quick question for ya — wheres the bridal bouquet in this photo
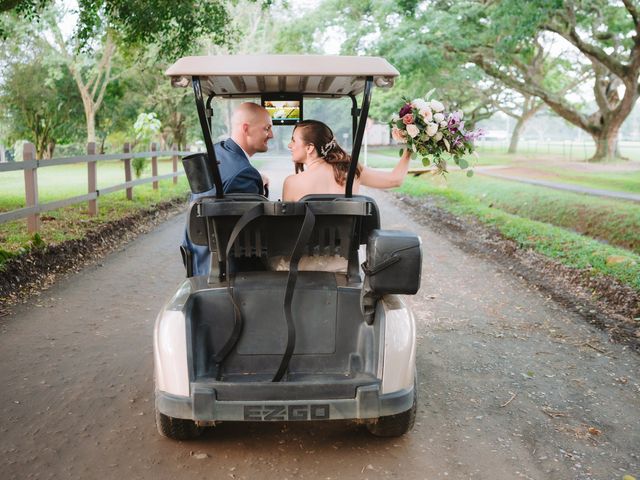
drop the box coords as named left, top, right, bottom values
left=389, top=91, right=483, bottom=175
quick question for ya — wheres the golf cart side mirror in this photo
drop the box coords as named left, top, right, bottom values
left=364, top=230, right=422, bottom=296
left=182, top=152, right=216, bottom=194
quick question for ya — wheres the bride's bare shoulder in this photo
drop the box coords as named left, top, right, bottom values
left=283, top=172, right=309, bottom=201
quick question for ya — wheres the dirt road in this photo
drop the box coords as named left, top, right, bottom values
left=1, top=156, right=638, bottom=480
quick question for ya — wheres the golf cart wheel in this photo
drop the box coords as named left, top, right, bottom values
left=155, top=409, right=203, bottom=440
left=367, top=385, right=417, bottom=437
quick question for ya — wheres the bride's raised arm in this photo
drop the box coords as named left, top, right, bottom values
left=358, top=148, right=411, bottom=189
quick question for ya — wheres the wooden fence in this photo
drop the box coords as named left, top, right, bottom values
left=0, top=141, right=191, bottom=234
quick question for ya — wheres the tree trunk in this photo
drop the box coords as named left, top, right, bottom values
left=85, top=106, right=96, bottom=144
left=49, top=25, right=115, bottom=146
left=35, top=137, right=46, bottom=160
left=590, top=122, right=624, bottom=162
left=507, top=116, right=525, bottom=154
left=46, top=141, right=56, bottom=160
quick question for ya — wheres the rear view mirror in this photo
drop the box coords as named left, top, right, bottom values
left=364, top=230, right=422, bottom=295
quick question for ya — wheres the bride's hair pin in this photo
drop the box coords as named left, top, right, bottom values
left=320, top=138, right=337, bottom=157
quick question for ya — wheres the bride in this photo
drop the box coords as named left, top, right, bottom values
left=282, top=120, right=411, bottom=201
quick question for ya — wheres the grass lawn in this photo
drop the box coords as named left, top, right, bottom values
left=0, top=158, right=189, bottom=265
left=0, top=158, right=181, bottom=210
left=531, top=166, right=640, bottom=195
left=398, top=175, right=640, bottom=292
left=433, top=172, right=640, bottom=254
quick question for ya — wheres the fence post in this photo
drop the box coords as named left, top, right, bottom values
left=23, top=142, right=39, bottom=234
left=123, top=142, right=133, bottom=200
left=151, top=142, right=158, bottom=190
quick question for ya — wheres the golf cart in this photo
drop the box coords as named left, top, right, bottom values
left=155, top=55, right=422, bottom=439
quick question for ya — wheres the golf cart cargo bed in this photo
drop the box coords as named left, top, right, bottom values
left=187, top=271, right=381, bottom=383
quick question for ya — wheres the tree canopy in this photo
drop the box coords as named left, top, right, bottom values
left=1, top=0, right=260, bottom=57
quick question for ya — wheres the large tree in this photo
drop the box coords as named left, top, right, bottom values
left=1, top=0, right=253, bottom=145
left=1, top=0, right=236, bottom=58
left=419, top=0, right=639, bottom=161
left=0, top=51, right=83, bottom=158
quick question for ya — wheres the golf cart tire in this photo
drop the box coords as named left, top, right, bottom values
left=367, top=385, right=417, bottom=437
left=156, top=409, right=203, bottom=441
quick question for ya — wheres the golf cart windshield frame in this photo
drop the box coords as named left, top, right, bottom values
left=191, top=75, right=374, bottom=199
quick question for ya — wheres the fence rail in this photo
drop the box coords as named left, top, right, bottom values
left=0, top=141, right=191, bottom=233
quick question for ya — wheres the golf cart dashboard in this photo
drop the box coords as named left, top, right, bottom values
left=261, top=93, right=302, bottom=125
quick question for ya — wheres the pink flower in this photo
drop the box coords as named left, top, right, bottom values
left=402, top=113, right=414, bottom=125
left=391, top=126, right=408, bottom=143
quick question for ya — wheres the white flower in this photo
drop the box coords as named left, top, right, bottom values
left=433, top=112, right=445, bottom=123
left=430, top=100, right=445, bottom=112
left=440, top=121, right=448, bottom=128
left=426, top=122, right=439, bottom=136
left=434, top=131, right=443, bottom=142
left=455, top=110, right=464, bottom=119
left=392, top=113, right=400, bottom=121
left=412, top=98, right=429, bottom=110
left=406, top=124, right=420, bottom=138
left=420, top=108, right=433, bottom=122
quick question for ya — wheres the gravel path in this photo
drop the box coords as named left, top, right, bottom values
left=0, top=156, right=638, bottom=480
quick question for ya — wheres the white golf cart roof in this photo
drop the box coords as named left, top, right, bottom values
left=165, top=55, right=399, bottom=97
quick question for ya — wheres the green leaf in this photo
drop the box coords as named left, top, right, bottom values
left=466, top=169, right=474, bottom=178
left=459, top=158, right=469, bottom=169
left=422, top=157, right=430, bottom=166
left=399, top=148, right=404, bottom=157
left=31, top=233, right=46, bottom=250
left=411, top=151, right=418, bottom=160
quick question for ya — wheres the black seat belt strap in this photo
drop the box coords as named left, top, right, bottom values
left=272, top=205, right=316, bottom=382
left=212, top=203, right=264, bottom=379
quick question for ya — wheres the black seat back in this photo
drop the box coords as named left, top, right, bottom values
left=187, top=194, right=380, bottom=282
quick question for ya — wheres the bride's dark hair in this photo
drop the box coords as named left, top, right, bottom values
left=294, top=120, right=361, bottom=185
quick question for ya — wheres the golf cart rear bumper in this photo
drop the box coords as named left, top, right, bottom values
left=156, top=384, right=414, bottom=422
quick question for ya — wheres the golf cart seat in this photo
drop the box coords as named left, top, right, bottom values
left=187, top=194, right=381, bottom=281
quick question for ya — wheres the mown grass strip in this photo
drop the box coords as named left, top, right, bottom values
left=437, top=173, right=640, bottom=254
left=398, top=175, right=640, bottom=292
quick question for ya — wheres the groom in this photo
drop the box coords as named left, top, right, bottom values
left=183, top=102, right=274, bottom=276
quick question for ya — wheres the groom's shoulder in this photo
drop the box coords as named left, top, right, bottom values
left=216, top=139, right=242, bottom=157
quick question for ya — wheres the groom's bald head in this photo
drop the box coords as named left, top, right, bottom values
left=231, top=102, right=274, bottom=156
